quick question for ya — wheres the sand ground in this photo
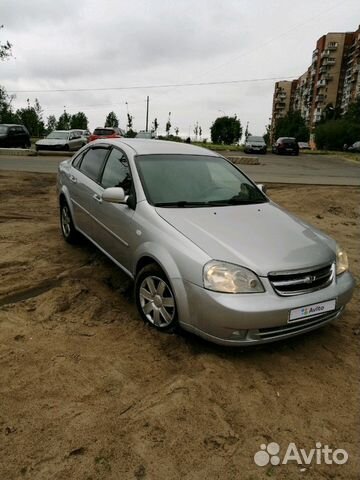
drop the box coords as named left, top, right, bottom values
left=0, top=172, right=359, bottom=479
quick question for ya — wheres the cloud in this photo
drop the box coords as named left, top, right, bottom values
left=1, top=0, right=359, bottom=137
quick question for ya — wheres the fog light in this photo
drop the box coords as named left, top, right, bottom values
left=229, top=329, right=248, bottom=340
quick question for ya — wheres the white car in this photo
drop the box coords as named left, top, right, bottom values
left=36, top=130, right=86, bottom=152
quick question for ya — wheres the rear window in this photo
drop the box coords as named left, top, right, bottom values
left=79, top=147, right=109, bottom=181
left=282, top=138, right=296, bottom=145
left=93, top=128, right=115, bottom=136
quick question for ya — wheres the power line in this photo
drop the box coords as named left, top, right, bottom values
left=7, top=75, right=300, bottom=94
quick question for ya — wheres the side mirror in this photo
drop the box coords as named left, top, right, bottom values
left=102, top=187, right=127, bottom=204
left=257, top=183, right=267, bottom=194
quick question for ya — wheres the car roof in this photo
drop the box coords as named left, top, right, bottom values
left=0, top=124, right=24, bottom=127
left=93, top=138, right=220, bottom=156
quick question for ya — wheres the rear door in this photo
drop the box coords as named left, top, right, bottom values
left=67, top=145, right=110, bottom=235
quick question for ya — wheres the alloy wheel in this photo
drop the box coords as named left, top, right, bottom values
left=139, top=275, right=175, bottom=328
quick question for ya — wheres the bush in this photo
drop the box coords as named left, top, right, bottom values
left=315, top=119, right=360, bottom=150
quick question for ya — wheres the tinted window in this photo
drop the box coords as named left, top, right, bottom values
left=101, top=148, right=132, bottom=194
left=94, top=128, right=114, bottom=136
left=0, top=125, right=8, bottom=134
left=80, top=147, right=109, bottom=182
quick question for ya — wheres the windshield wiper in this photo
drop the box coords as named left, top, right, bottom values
left=154, top=201, right=210, bottom=207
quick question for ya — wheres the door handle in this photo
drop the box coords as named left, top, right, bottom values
left=69, top=174, right=77, bottom=183
left=93, top=193, right=102, bottom=204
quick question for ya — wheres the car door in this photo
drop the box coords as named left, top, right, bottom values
left=7, top=126, right=18, bottom=147
left=88, top=147, right=136, bottom=271
left=67, top=145, right=110, bottom=235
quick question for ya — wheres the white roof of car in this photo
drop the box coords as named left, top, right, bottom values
left=93, top=138, right=219, bottom=156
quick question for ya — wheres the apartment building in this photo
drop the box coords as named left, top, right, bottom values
left=271, top=25, right=360, bottom=133
left=341, top=26, right=360, bottom=113
left=271, top=80, right=297, bottom=133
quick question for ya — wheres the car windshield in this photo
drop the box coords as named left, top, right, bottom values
left=0, top=125, right=9, bottom=134
left=47, top=131, right=69, bottom=139
left=135, top=154, right=268, bottom=207
left=94, top=128, right=114, bottom=136
left=248, top=136, right=264, bottom=142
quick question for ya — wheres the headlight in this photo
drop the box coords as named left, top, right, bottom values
left=203, top=261, right=264, bottom=293
left=336, top=244, right=349, bottom=275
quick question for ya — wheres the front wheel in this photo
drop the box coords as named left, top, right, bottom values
left=135, top=264, right=178, bottom=332
left=60, top=201, right=80, bottom=243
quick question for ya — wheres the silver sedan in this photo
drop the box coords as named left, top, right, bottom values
left=57, top=139, right=355, bottom=346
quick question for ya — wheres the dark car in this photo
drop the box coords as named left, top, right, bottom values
left=272, top=137, right=299, bottom=156
left=89, top=127, right=125, bottom=142
left=0, top=124, right=31, bottom=149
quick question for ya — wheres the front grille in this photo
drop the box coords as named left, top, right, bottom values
left=257, top=308, right=342, bottom=340
left=268, top=263, right=334, bottom=296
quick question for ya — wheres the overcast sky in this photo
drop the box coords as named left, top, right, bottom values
left=1, top=0, right=359, bottom=139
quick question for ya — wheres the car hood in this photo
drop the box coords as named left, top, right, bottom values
left=36, top=139, right=67, bottom=145
left=156, top=202, right=335, bottom=276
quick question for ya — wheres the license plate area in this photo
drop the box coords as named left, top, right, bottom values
left=289, top=299, right=336, bottom=322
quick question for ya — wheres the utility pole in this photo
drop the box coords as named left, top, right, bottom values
left=146, top=96, right=149, bottom=132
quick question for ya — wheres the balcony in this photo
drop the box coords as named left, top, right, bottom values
left=323, top=58, right=336, bottom=66
left=321, top=50, right=330, bottom=59
left=315, top=95, right=325, bottom=103
left=313, top=113, right=322, bottom=123
left=316, top=79, right=327, bottom=88
left=327, top=43, right=338, bottom=51
left=319, top=66, right=327, bottom=74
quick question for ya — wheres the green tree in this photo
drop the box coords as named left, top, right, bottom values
left=15, top=98, right=45, bottom=137
left=105, top=111, right=119, bottom=127
left=345, top=97, right=360, bottom=123
left=127, top=112, right=133, bottom=131
left=70, top=111, right=88, bottom=129
left=152, top=118, right=159, bottom=134
left=210, top=115, right=242, bottom=145
left=273, top=110, right=309, bottom=141
left=57, top=110, right=71, bottom=130
left=0, top=25, right=12, bottom=60
left=46, top=115, right=57, bottom=133
left=166, top=112, right=171, bottom=136
left=0, top=86, right=17, bottom=123
left=263, top=122, right=271, bottom=146
left=315, top=119, right=360, bottom=150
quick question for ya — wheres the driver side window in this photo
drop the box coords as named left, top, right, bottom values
left=100, top=148, right=132, bottom=194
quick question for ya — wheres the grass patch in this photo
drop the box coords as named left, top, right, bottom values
left=192, top=142, right=244, bottom=152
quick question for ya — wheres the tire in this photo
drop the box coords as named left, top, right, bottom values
left=60, top=200, right=80, bottom=244
left=135, top=264, right=178, bottom=332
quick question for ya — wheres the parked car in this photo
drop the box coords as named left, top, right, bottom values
left=298, top=141, right=311, bottom=150
left=244, top=135, right=267, bottom=154
left=36, top=130, right=86, bottom=151
left=57, top=139, right=354, bottom=346
left=0, top=124, right=31, bottom=148
left=272, top=137, right=299, bottom=155
left=348, top=141, right=360, bottom=153
left=79, top=129, right=91, bottom=142
left=89, top=127, right=124, bottom=142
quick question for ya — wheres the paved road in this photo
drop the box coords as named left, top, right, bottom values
left=0, top=152, right=359, bottom=185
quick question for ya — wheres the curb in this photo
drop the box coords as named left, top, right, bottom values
left=0, top=148, right=73, bottom=157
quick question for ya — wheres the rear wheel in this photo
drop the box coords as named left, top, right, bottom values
left=135, top=264, right=178, bottom=332
left=60, top=200, right=80, bottom=244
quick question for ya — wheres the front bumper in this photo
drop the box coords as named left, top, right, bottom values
left=178, top=272, right=355, bottom=346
